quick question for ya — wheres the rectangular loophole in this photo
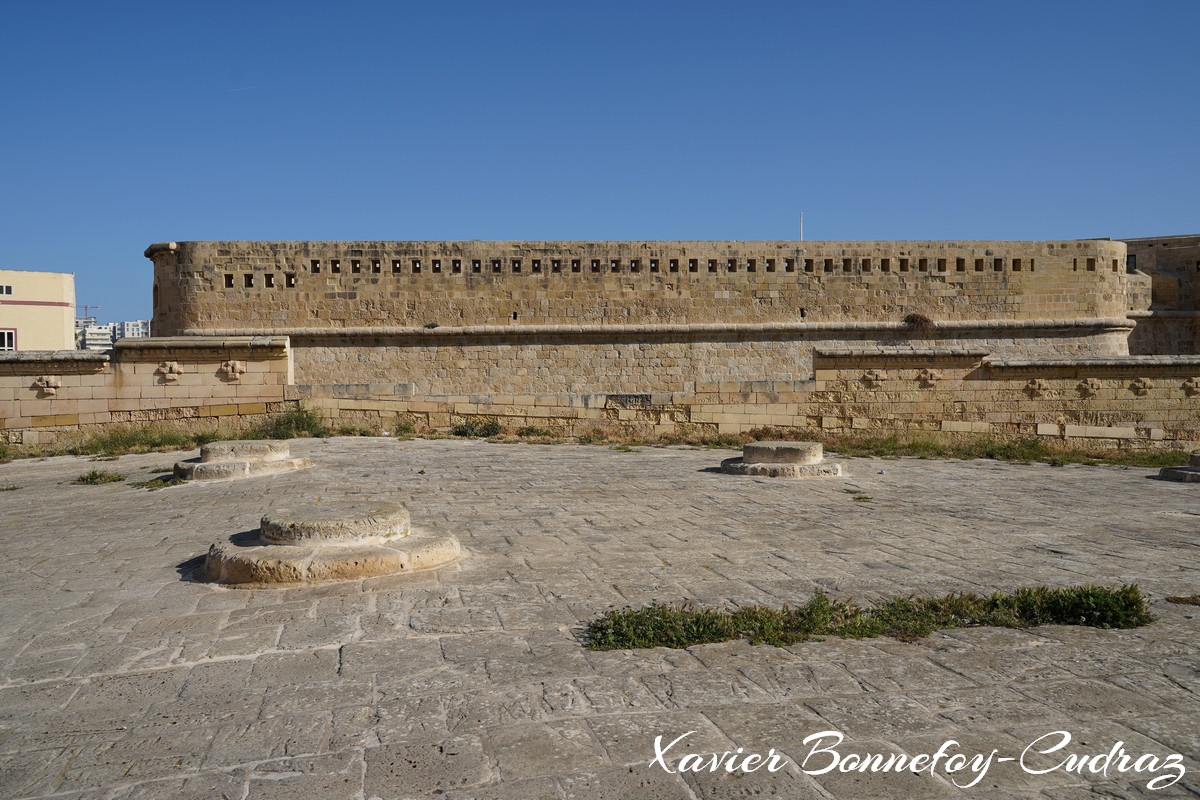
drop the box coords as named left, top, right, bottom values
left=472, top=260, right=482, bottom=273
left=512, top=259, right=521, bottom=273
left=371, top=259, right=381, bottom=273
left=630, top=259, right=640, bottom=272
left=746, top=258, right=756, bottom=272
left=994, top=258, right=1004, bottom=271
left=243, top=274, right=254, bottom=288
left=766, top=258, right=776, bottom=272
left=899, top=258, right=909, bottom=272
left=974, top=258, right=984, bottom=271
left=330, top=259, right=341, bottom=273
left=351, top=260, right=361, bottom=273
left=432, top=259, right=442, bottom=273
left=392, top=260, right=402, bottom=273
left=412, top=259, right=421, bottom=273
left=707, top=259, right=717, bottom=272
left=610, top=259, right=620, bottom=272
left=571, top=259, right=581, bottom=272
left=649, top=259, right=659, bottom=272
left=957, top=258, right=967, bottom=272
left=861, top=258, right=872, bottom=272
left=452, top=259, right=462, bottom=273
left=918, top=258, right=928, bottom=271
left=551, top=259, right=562, bottom=273
left=591, top=259, right=601, bottom=273
left=265, top=273, right=275, bottom=288
left=824, top=258, right=834, bottom=273
left=803, top=258, right=814, bottom=273
left=669, top=259, right=679, bottom=272
left=727, top=258, right=737, bottom=272
left=531, top=259, right=541, bottom=273
left=310, top=260, right=321, bottom=273
left=1012, top=258, right=1022, bottom=271
left=842, top=258, right=852, bottom=272
left=785, top=257, right=796, bottom=272
left=224, top=274, right=234, bottom=288
left=1086, top=257, right=1096, bottom=271
left=1029, top=258, right=1035, bottom=272
left=285, top=273, right=296, bottom=287
left=880, top=258, right=890, bottom=272
left=936, top=258, right=947, bottom=272
left=688, top=259, right=698, bottom=272
left=1112, top=259, right=1119, bottom=272
left=492, top=260, right=502, bottom=273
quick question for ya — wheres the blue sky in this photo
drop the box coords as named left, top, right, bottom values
left=2, top=0, right=1197, bottom=323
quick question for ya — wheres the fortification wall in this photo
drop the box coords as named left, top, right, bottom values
left=1124, top=235, right=1200, bottom=355
left=0, top=338, right=292, bottom=447
left=148, top=239, right=1136, bottom=334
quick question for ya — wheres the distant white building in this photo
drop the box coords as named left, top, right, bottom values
left=114, top=320, right=150, bottom=340
left=79, top=324, right=115, bottom=351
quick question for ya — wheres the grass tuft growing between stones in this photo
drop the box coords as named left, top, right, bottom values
left=74, top=469, right=127, bottom=485
left=247, top=405, right=328, bottom=439
left=451, top=418, right=501, bottom=438
left=584, top=584, right=1153, bottom=650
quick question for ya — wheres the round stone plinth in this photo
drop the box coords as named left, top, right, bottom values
left=174, top=439, right=308, bottom=482
left=1158, top=453, right=1200, bottom=483
left=721, top=457, right=844, bottom=478
left=743, top=441, right=824, bottom=465
left=260, top=501, right=411, bottom=544
left=201, top=440, right=290, bottom=463
left=174, top=456, right=308, bottom=482
left=203, top=533, right=462, bottom=586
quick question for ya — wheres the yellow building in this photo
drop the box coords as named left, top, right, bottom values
left=0, top=269, right=76, bottom=351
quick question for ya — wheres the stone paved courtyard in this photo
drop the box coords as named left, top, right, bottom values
left=0, top=438, right=1197, bottom=799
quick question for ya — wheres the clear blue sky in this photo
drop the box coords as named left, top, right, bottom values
left=2, top=0, right=1197, bottom=323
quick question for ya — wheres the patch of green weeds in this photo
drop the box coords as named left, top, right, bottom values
left=517, top=426, right=553, bottom=438
left=585, top=584, right=1153, bottom=650
left=451, top=418, right=502, bottom=438
left=245, top=405, right=327, bottom=439
left=74, top=469, right=127, bottom=485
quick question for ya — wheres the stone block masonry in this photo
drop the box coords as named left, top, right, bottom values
left=0, top=337, right=292, bottom=447
left=2, top=238, right=1195, bottom=451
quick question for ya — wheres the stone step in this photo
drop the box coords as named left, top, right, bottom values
left=260, top=501, right=411, bottom=544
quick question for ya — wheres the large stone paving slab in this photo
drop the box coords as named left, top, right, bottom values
left=0, top=438, right=1197, bottom=798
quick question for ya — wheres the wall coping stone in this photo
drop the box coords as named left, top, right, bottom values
left=0, top=351, right=111, bottom=364
left=815, top=347, right=990, bottom=358
left=115, top=336, right=290, bottom=351
left=986, top=355, right=1200, bottom=368
left=179, top=317, right=1135, bottom=339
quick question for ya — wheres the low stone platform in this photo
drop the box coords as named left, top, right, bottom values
left=203, top=500, right=462, bottom=586
left=721, top=440, right=845, bottom=477
left=173, top=439, right=308, bottom=481
left=1158, top=452, right=1200, bottom=483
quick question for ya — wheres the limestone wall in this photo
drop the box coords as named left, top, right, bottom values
left=292, top=350, right=1200, bottom=450
left=0, top=337, right=292, bottom=446
left=148, top=239, right=1136, bottom=335
left=1124, top=235, right=1200, bottom=355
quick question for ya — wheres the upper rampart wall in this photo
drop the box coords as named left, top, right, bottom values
left=147, top=239, right=1135, bottom=336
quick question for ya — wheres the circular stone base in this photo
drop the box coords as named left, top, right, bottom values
left=1158, top=466, right=1200, bottom=483
left=260, top=501, right=411, bottom=544
left=202, top=532, right=462, bottom=586
left=721, top=457, right=844, bottom=478
left=174, top=457, right=308, bottom=482
left=743, top=441, right=823, bottom=465
left=200, top=440, right=291, bottom=463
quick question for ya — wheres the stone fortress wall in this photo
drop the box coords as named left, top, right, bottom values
left=2, top=238, right=1197, bottom=450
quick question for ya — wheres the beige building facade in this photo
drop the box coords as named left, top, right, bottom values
left=0, top=269, right=76, bottom=351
